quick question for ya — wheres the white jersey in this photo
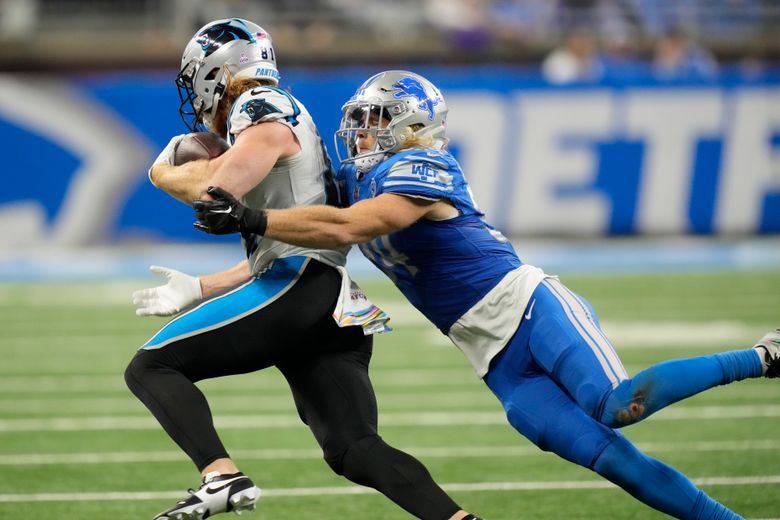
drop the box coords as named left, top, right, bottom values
left=226, top=86, right=347, bottom=275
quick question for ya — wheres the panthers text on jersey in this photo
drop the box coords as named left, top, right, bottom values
left=338, top=148, right=549, bottom=375
left=227, top=86, right=347, bottom=274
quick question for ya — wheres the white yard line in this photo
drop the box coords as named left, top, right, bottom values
left=1, top=476, right=779, bottom=503
left=2, top=405, right=780, bottom=432
left=424, top=320, right=766, bottom=349
left=0, top=440, right=776, bottom=466
left=0, top=315, right=768, bottom=349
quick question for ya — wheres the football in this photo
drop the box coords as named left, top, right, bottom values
left=172, top=132, right=230, bottom=165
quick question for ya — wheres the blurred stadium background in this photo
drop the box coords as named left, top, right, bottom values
left=1, top=1, right=779, bottom=519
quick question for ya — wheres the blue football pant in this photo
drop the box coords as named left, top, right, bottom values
left=485, top=278, right=760, bottom=519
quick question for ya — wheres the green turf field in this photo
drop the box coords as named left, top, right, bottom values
left=1, top=270, right=778, bottom=519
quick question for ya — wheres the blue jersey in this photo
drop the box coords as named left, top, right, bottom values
left=340, top=148, right=522, bottom=333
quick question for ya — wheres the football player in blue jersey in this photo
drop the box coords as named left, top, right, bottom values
left=194, top=70, right=780, bottom=519
left=128, top=24, right=479, bottom=520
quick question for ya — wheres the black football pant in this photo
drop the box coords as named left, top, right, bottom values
left=125, top=258, right=461, bottom=519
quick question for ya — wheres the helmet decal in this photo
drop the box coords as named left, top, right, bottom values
left=177, top=18, right=280, bottom=131
left=392, top=77, right=441, bottom=121
left=196, top=20, right=256, bottom=57
left=335, top=71, right=448, bottom=167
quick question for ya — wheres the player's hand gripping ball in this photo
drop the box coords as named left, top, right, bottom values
left=172, top=132, right=230, bottom=165
left=148, top=132, right=229, bottom=187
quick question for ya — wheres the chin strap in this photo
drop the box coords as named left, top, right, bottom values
left=355, top=153, right=387, bottom=173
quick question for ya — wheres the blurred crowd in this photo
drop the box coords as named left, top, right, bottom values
left=211, top=0, right=777, bottom=80
left=0, top=0, right=777, bottom=78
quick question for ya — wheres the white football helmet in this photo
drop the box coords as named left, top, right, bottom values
left=176, top=18, right=280, bottom=131
left=335, top=70, right=448, bottom=171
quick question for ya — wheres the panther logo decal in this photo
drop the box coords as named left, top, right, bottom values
left=240, top=98, right=281, bottom=122
left=392, top=77, right=441, bottom=121
left=197, top=20, right=255, bottom=57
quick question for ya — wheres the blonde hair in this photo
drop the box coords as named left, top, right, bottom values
left=397, top=125, right=449, bottom=152
left=210, top=67, right=275, bottom=135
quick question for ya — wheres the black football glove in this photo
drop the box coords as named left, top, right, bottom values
left=193, top=186, right=268, bottom=235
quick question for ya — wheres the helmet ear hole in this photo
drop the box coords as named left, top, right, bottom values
left=204, top=67, right=220, bottom=81
left=378, top=136, right=396, bottom=149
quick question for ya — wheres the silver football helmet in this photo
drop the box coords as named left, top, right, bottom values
left=176, top=18, right=280, bottom=131
left=335, top=70, right=448, bottom=171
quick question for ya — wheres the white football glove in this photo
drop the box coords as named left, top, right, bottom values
left=132, top=265, right=203, bottom=317
left=148, top=134, right=186, bottom=186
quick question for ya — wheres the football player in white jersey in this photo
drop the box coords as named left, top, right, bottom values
left=194, top=69, right=780, bottom=519
left=128, top=23, right=480, bottom=520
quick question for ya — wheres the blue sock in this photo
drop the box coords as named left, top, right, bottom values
left=716, top=349, right=763, bottom=381
left=593, top=436, right=742, bottom=519
left=691, top=490, right=744, bottom=520
left=599, top=349, right=762, bottom=426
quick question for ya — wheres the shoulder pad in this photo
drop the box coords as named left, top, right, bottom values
left=228, top=87, right=302, bottom=137
left=382, top=153, right=455, bottom=198
left=395, top=149, right=453, bottom=170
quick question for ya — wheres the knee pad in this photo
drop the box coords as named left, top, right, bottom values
left=124, top=352, right=149, bottom=394
left=598, top=380, right=649, bottom=428
left=124, top=350, right=170, bottom=395
left=324, top=434, right=380, bottom=477
left=505, top=401, right=618, bottom=470
left=505, top=403, right=544, bottom=446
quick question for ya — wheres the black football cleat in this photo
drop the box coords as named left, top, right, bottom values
left=153, top=471, right=261, bottom=520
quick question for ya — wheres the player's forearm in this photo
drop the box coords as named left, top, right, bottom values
left=151, top=161, right=211, bottom=204
left=208, top=156, right=275, bottom=200
left=265, top=205, right=370, bottom=248
left=198, top=260, right=252, bottom=299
